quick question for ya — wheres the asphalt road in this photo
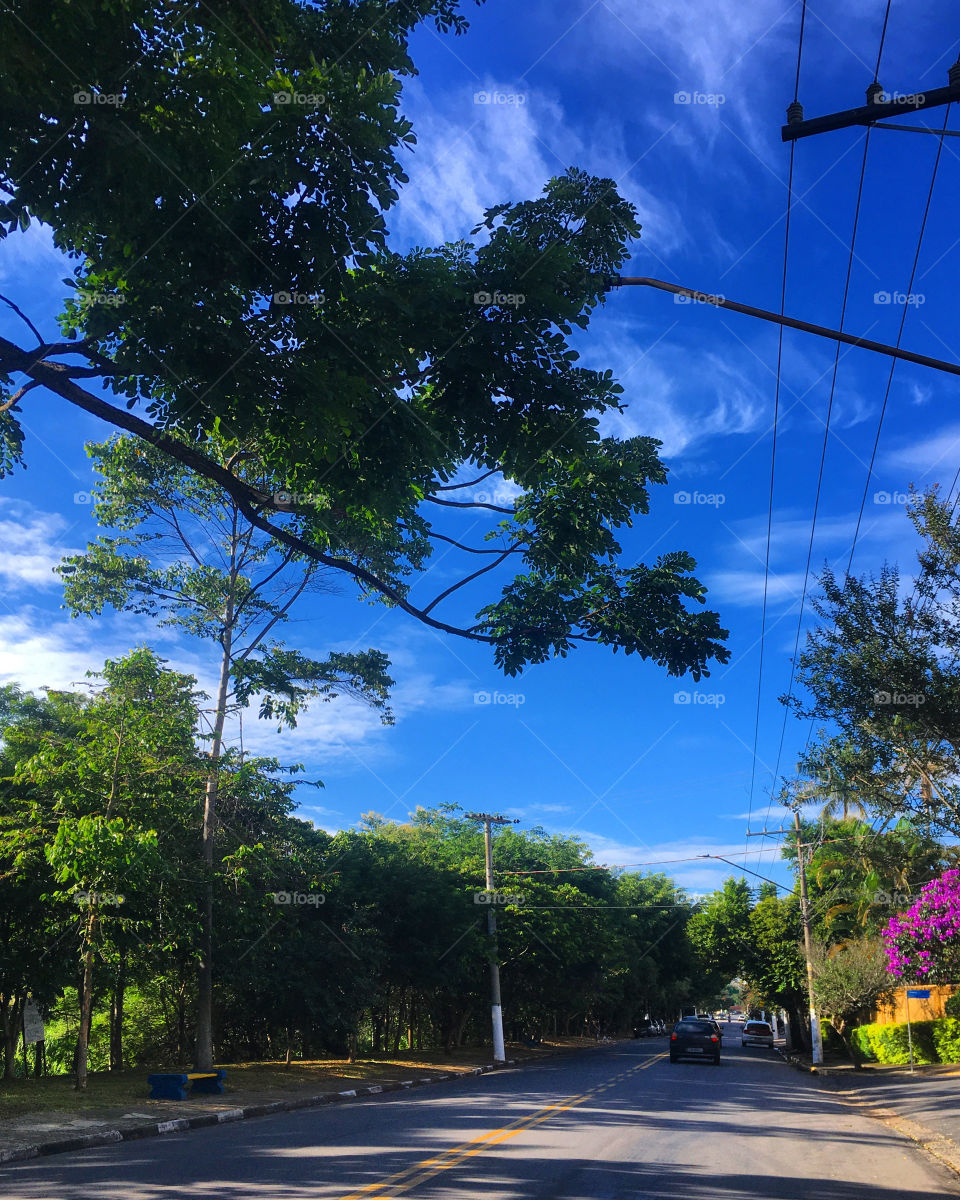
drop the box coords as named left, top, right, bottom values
left=1, top=1030, right=956, bottom=1199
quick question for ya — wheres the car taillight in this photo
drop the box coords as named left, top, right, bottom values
left=710, top=1035, right=718, bottom=1042
left=671, top=1033, right=677, bottom=1040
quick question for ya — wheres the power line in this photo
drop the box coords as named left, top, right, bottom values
left=745, top=0, right=807, bottom=853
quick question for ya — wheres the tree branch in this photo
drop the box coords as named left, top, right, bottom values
left=0, top=336, right=499, bottom=645
left=433, top=469, right=499, bottom=492
left=425, top=495, right=514, bottom=514
left=421, top=546, right=517, bottom=616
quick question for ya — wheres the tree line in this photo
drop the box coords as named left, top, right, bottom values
left=1, top=659, right=717, bottom=1083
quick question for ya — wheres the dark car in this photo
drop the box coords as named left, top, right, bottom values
left=670, top=1018, right=721, bottom=1065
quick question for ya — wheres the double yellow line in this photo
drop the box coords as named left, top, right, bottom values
left=335, top=1052, right=666, bottom=1199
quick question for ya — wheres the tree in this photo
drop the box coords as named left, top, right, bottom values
left=747, top=891, right=807, bottom=1048
left=811, top=939, right=893, bottom=1065
left=787, top=490, right=960, bottom=836
left=0, top=1, right=729, bottom=683
left=56, top=432, right=393, bottom=1070
left=12, top=649, right=203, bottom=1088
left=800, top=816, right=957, bottom=945
left=0, top=686, right=82, bottom=1078
left=687, top=878, right=753, bottom=983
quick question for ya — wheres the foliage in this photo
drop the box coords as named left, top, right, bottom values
left=1, top=692, right=705, bottom=1075
left=810, top=939, right=894, bottom=1061
left=789, top=491, right=960, bottom=837
left=850, top=1020, right=937, bottom=1065
left=931, top=1017, right=960, bottom=1064
left=884, top=869, right=960, bottom=981
left=0, top=1, right=729, bottom=680
left=793, top=817, right=958, bottom=945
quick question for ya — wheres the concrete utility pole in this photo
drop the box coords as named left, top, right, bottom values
left=793, top=808, right=823, bottom=1066
left=465, top=812, right=519, bottom=1063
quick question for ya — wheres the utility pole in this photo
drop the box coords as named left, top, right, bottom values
left=793, top=808, right=823, bottom=1066
left=465, top=812, right=519, bottom=1063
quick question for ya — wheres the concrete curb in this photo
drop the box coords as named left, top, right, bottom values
left=0, top=1047, right=603, bottom=1167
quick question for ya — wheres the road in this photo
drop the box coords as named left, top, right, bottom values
left=1, top=1030, right=956, bottom=1199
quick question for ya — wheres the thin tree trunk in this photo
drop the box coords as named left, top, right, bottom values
left=110, top=951, right=126, bottom=1071
left=76, top=904, right=98, bottom=1090
left=0, top=993, right=25, bottom=1080
left=196, top=630, right=233, bottom=1072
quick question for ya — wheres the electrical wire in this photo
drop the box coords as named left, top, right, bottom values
left=745, top=0, right=806, bottom=853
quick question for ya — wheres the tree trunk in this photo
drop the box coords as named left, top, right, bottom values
left=110, top=951, right=126, bottom=1071
left=196, top=632, right=233, bottom=1072
left=76, top=904, right=98, bottom=1090
left=0, top=993, right=25, bottom=1080
left=392, top=992, right=405, bottom=1055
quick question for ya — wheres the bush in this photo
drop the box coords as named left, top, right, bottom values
left=944, top=990, right=960, bottom=1018
left=849, top=1020, right=937, bottom=1064
left=932, top=1017, right=960, bottom=1063
left=819, top=1021, right=846, bottom=1056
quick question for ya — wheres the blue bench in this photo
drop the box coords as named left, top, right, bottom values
left=147, top=1069, right=226, bottom=1101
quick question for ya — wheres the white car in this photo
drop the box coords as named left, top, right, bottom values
left=741, top=1020, right=774, bottom=1048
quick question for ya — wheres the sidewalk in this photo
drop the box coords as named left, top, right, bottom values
left=0, top=1039, right=597, bottom=1165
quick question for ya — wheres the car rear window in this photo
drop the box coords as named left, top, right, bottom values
left=745, top=1022, right=771, bottom=1033
left=676, top=1021, right=711, bottom=1033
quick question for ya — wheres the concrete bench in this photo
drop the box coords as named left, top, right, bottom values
left=147, top=1069, right=226, bottom=1101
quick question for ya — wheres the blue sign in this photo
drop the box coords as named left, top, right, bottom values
left=906, top=989, right=931, bottom=999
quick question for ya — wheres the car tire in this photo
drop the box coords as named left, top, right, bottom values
left=669, top=1054, right=677, bottom=1063
left=713, top=1056, right=721, bottom=1065
left=741, top=1040, right=746, bottom=1046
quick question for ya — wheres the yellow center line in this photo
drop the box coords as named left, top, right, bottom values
left=335, top=1052, right=667, bottom=1200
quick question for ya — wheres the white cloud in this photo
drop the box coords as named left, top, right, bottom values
left=0, top=220, right=66, bottom=285
left=585, top=329, right=767, bottom=458
left=0, top=499, right=81, bottom=589
left=884, top=422, right=960, bottom=483
left=393, top=79, right=686, bottom=257
left=707, top=569, right=806, bottom=606
left=571, top=829, right=781, bottom=891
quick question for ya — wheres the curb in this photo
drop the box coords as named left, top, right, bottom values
left=827, top=1081, right=960, bottom=1180
left=0, top=1046, right=601, bottom=1167
left=776, top=1048, right=960, bottom=1181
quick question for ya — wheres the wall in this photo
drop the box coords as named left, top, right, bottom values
left=871, top=983, right=958, bottom=1024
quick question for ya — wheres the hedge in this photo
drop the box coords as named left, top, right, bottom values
left=850, top=1019, right=940, bottom=1064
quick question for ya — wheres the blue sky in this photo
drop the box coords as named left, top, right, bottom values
left=2, top=0, right=960, bottom=893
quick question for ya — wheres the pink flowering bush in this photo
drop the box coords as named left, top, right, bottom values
left=884, top=869, right=960, bottom=981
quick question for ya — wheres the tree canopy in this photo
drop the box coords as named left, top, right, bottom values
left=0, top=0, right=728, bottom=679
